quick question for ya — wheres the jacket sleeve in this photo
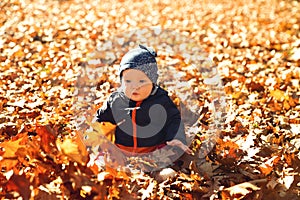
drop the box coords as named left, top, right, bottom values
left=163, top=98, right=187, bottom=145
left=95, top=96, right=116, bottom=124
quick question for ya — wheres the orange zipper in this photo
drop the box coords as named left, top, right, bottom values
left=132, top=101, right=142, bottom=152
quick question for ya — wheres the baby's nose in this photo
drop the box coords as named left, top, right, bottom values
left=133, top=82, right=144, bottom=88
left=130, top=82, right=140, bottom=89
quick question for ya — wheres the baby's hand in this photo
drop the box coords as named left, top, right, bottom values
left=166, top=139, right=193, bottom=155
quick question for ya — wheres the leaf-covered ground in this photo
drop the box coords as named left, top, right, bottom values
left=0, top=0, right=300, bottom=199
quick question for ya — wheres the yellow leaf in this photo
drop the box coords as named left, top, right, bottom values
left=270, top=89, right=288, bottom=102
left=108, top=187, right=119, bottom=199
left=56, top=137, right=88, bottom=165
left=232, top=91, right=244, bottom=99
left=86, top=121, right=103, bottom=133
left=283, top=100, right=290, bottom=110
left=83, top=131, right=104, bottom=147
left=86, top=121, right=116, bottom=142
left=0, top=137, right=24, bottom=159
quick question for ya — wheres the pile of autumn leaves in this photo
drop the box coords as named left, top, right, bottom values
left=1, top=0, right=300, bottom=199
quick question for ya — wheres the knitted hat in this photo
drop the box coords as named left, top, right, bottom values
left=119, top=44, right=158, bottom=83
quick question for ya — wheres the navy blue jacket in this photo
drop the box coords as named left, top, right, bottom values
left=96, top=86, right=187, bottom=148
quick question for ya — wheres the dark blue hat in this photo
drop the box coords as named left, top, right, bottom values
left=119, top=44, right=158, bottom=83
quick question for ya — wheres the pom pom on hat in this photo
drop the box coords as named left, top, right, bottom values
left=119, top=44, right=158, bottom=83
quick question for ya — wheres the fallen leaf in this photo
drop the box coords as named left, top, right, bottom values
left=36, top=124, right=57, bottom=153
left=56, top=137, right=88, bottom=165
left=258, top=156, right=280, bottom=176
left=270, top=89, right=288, bottom=102
left=0, top=135, right=27, bottom=170
left=280, top=175, right=294, bottom=190
left=139, top=179, right=157, bottom=200
left=222, top=182, right=260, bottom=199
left=6, top=173, right=31, bottom=200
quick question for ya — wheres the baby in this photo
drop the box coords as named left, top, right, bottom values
left=96, top=44, right=192, bottom=155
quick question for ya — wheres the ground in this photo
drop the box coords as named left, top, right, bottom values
left=0, top=0, right=300, bottom=199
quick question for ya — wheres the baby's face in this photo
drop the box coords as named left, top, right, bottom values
left=121, top=69, right=153, bottom=102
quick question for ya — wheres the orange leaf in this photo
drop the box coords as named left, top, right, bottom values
left=0, top=135, right=27, bottom=170
left=36, top=124, right=57, bottom=153
left=99, top=122, right=116, bottom=142
left=258, top=163, right=273, bottom=176
left=83, top=121, right=117, bottom=146
left=216, top=138, right=240, bottom=158
left=258, top=156, right=279, bottom=175
left=74, top=131, right=89, bottom=158
left=0, top=137, right=23, bottom=159
left=88, top=163, right=99, bottom=175
left=105, top=165, right=129, bottom=181
left=284, top=153, right=295, bottom=166
left=86, top=121, right=117, bottom=142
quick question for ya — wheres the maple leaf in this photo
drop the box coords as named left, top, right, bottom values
left=56, top=135, right=89, bottom=165
left=0, top=134, right=27, bottom=170
left=86, top=121, right=117, bottom=142
left=0, top=137, right=23, bottom=159
left=82, top=130, right=106, bottom=147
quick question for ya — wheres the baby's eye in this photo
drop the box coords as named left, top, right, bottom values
left=124, top=80, right=131, bottom=83
left=139, top=80, right=147, bottom=83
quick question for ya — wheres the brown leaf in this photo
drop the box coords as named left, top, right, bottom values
left=6, top=173, right=31, bottom=200
left=36, top=124, right=57, bottom=153
left=233, top=122, right=248, bottom=136
left=246, top=81, right=264, bottom=92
